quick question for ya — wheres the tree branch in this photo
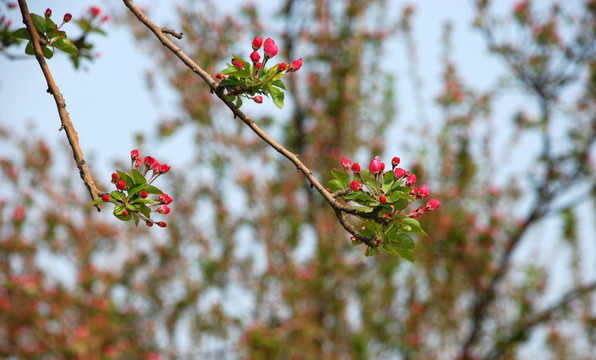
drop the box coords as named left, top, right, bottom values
left=122, top=0, right=376, bottom=241
left=17, top=0, right=103, bottom=210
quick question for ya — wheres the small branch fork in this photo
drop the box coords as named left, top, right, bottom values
left=17, top=0, right=103, bottom=210
left=122, top=0, right=378, bottom=247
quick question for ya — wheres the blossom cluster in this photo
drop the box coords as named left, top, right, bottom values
left=329, top=155, right=440, bottom=259
left=215, top=36, right=302, bottom=109
left=93, top=150, right=173, bottom=228
left=341, top=155, right=440, bottom=219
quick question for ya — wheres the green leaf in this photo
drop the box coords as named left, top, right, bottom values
left=272, top=80, right=286, bottom=90
left=116, top=170, right=134, bottom=187
left=25, top=41, right=34, bottom=55
left=41, top=46, right=53, bottom=59
left=13, top=28, right=31, bottom=40
left=232, top=54, right=252, bottom=77
left=140, top=204, right=151, bottom=219
left=327, top=179, right=345, bottom=192
left=382, top=172, right=394, bottom=193
left=45, top=17, right=56, bottom=33
left=365, top=247, right=378, bottom=257
left=392, top=198, right=409, bottom=211
left=53, top=38, right=78, bottom=55
left=91, top=197, right=104, bottom=205
left=268, top=86, right=284, bottom=109
left=128, top=184, right=148, bottom=196
left=144, top=185, right=163, bottom=195
left=31, top=14, right=47, bottom=33
left=331, top=169, right=350, bottom=185
left=235, top=96, right=243, bottom=108
left=131, top=169, right=146, bottom=185
left=221, top=67, right=246, bottom=77
left=385, top=233, right=416, bottom=262
left=46, top=28, right=66, bottom=39
left=133, top=212, right=140, bottom=226
left=400, top=218, right=427, bottom=236
left=353, top=206, right=373, bottom=213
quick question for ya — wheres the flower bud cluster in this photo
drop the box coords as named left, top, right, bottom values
left=340, top=155, right=440, bottom=219
left=95, top=149, right=173, bottom=228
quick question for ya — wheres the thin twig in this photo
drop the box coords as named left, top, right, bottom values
left=121, top=0, right=372, bottom=232
left=18, top=0, right=103, bottom=210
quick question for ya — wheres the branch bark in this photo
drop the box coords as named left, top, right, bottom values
left=17, top=0, right=103, bottom=210
left=122, top=0, right=378, bottom=246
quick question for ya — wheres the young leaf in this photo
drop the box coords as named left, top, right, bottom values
left=13, top=28, right=31, bottom=40
left=131, top=169, right=146, bottom=185
left=331, top=169, right=350, bottom=185
left=235, top=96, right=243, bottom=108
left=31, top=14, right=47, bottom=33
left=400, top=218, right=427, bottom=236
left=133, top=212, right=140, bottom=226
left=53, top=38, right=78, bottom=55
left=270, top=86, right=284, bottom=109
left=25, top=41, right=34, bottom=55
left=144, top=185, right=163, bottom=195
left=272, top=80, right=287, bottom=90
left=327, top=179, right=345, bottom=192
left=116, top=170, right=134, bottom=187
left=41, top=46, right=53, bottom=59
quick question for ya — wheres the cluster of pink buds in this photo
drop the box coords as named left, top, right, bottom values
left=97, top=150, right=173, bottom=228
left=89, top=5, right=109, bottom=22
left=340, top=155, right=440, bottom=219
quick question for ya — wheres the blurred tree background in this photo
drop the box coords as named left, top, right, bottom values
left=1, top=0, right=596, bottom=359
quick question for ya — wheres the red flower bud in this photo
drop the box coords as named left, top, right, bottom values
left=63, top=13, right=72, bottom=23
left=156, top=221, right=167, bottom=228
left=146, top=220, right=154, bottom=227
left=140, top=190, right=148, bottom=199
left=263, top=38, right=278, bottom=58
left=116, top=179, right=126, bottom=191
left=216, top=73, right=224, bottom=79
left=256, top=62, right=263, bottom=71
left=144, top=156, right=154, bottom=168
left=159, top=164, right=171, bottom=174
left=277, top=62, right=287, bottom=72
left=101, top=14, right=109, bottom=22
left=135, top=158, right=142, bottom=168
left=289, top=58, right=302, bottom=72
left=406, top=174, right=416, bottom=187
left=253, top=96, right=263, bottom=104
left=391, top=157, right=400, bottom=168
left=158, top=205, right=170, bottom=215
left=350, top=180, right=362, bottom=191
left=252, top=36, right=263, bottom=50
left=380, top=195, right=387, bottom=203
left=131, top=149, right=139, bottom=161
left=341, top=157, right=352, bottom=171
left=351, top=162, right=361, bottom=173
left=90, top=6, right=101, bottom=17
left=233, top=59, right=244, bottom=69
left=122, top=210, right=128, bottom=216
left=45, top=8, right=52, bottom=17
left=419, top=184, right=429, bottom=198
left=394, top=167, right=407, bottom=179
left=250, top=51, right=261, bottom=63
left=101, top=194, right=111, bottom=202
left=111, top=173, right=119, bottom=181
left=158, top=194, right=173, bottom=204
left=426, top=199, right=440, bottom=211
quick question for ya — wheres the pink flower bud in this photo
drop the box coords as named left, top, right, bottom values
left=140, top=190, right=148, bottom=199
left=144, top=156, right=154, bottom=168
left=159, top=164, right=171, bottom=174
left=391, top=157, right=400, bottom=168
left=426, top=199, right=440, bottom=211
left=256, top=62, right=263, bottom=71
left=289, top=58, right=303, bottom=72
left=156, top=221, right=167, bottom=228
left=158, top=194, right=173, bottom=205
left=101, top=14, right=109, bottom=22
left=277, top=62, right=287, bottom=72
left=102, top=194, right=111, bottom=202
left=45, top=8, right=52, bottom=17
left=135, top=158, right=142, bottom=168
left=341, top=157, right=352, bottom=171
left=90, top=6, right=101, bottom=17
left=350, top=180, right=362, bottom=191
left=369, top=156, right=384, bottom=175
left=116, top=180, right=126, bottom=190
left=233, top=59, right=244, bottom=69
left=157, top=205, right=170, bottom=215
left=263, top=38, right=278, bottom=58
left=250, top=51, right=260, bottom=63
left=253, top=96, right=263, bottom=104
left=216, top=73, right=224, bottom=79
left=131, top=149, right=139, bottom=161
left=121, top=210, right=128, bottom=216
left=252, top=36, right=263, bottom=50
left=394, top=167, right=407, bottom=179
left=419, top=184, right=429, bottom=198
left=380, top=195, right=387, bottom=203
left=63, top=13, right=72, bottom=23
left=111, top=173, right=119, bottom=181
left=351, top=162, right=361, bottom=173
left=406, top=174, right=416, bottom=187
